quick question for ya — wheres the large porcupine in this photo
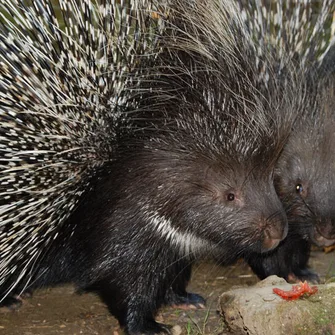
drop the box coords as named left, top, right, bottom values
left=239, top=0, right=335, bottom=283
left=0, top=0, right=298, bottom=333
left=18, top=0, right=305, bottom=332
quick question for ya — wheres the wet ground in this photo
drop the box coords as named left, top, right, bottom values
left=0, top=250, right=334, bottom=335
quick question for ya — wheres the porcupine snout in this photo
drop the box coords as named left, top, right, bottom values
left=260, top=215, right=287, bottom=252
left=258, top=196, right=288, bottom=252
left=314, top=217, right=335, bottom=246
left=243, top=178, right=288, bottom=253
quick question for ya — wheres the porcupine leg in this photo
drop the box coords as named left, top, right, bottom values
left=164, top=264, right=205, bottom=309
left=287, top=240, right=320, bottom=283
left=87, top=276, right=179, bottom=335
left=165, top=290, right=205, bottom=309
left=0, top=296, right=23, bottom=309
left=246, top=237, right=320, bottom=283
left=246, top=240, right=291, bottom=281
left=0, top=289, right=33, bottom=309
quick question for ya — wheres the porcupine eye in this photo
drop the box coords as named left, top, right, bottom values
left=227, top=193, right=235, bottom=201
left=295, top=183, right=303, bottom=194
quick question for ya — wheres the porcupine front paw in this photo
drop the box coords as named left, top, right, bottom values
left=0, top=289, right=33, bottom=310
left=0, top=295, right=23, bottom=310
left=165, top=289, right=206, bottom=310
left=125, top=319, right=182, bottom=335
left=288, top=267, right=320, bottom=284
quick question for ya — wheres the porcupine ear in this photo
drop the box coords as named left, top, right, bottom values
left=0, top=0, right=164, bottom=299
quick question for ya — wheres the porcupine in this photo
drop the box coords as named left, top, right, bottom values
left=237, top=0, right=335, bottom=283
left=246, top=81, right=335, bottom=283
left=17, top=1, right=305, bottom=333
left=0, top=0, right=296, bottom=333
left=0, top=0, right=318, bottom=334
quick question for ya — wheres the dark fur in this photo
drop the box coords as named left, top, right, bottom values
left=17, top=35, right=301, bottom=333
left=0, top=1, right=304, bottom=333
left=27, top=132, right=288, bottom=334
left=12, top=37, right=300, bottom=332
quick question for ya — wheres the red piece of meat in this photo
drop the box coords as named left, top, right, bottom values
left=273, top=281, right=318, bottom=300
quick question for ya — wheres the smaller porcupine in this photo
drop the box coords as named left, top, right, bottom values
left=1, top=0, right=299, bottom=334
left=239, top=0, right=335, bottom=283
left=249, top=84, right=335, bottom=282
left=247, top=81, right=335, bottom=283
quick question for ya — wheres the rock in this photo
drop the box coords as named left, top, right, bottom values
left=219, top=275, right=335, bottom=335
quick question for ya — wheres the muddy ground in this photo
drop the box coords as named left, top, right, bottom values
left=0, top=250, right=334, bottom=335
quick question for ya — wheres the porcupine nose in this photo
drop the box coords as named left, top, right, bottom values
left=317, top=218, right=335, bottom=239
left=314, top=217, right=335, bottom=246
left=262, top=231, right=281, bottom=251
left=261, top=215, right=288, bottom=252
